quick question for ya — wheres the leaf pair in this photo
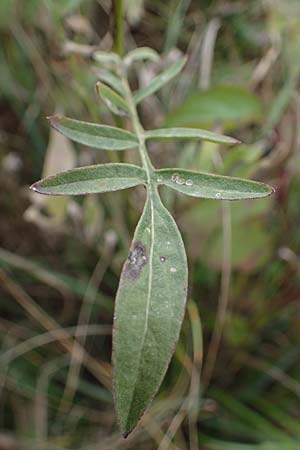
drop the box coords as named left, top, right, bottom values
left=32, top=116, right=273, bottom=202
left=32, top=160, right=273, bottom=202
left=48, top=114, right=240, bottom=149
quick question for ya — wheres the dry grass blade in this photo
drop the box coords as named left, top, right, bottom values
left=0, top=325, right=111, bottom=366
left=61, top=236, right=115, bottom=409
left=0, top=269, right=112, bottom=389
left=187, top=301, right=203, bottom=450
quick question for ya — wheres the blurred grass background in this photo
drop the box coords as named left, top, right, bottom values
left=1, top=1, right=300, bottom=449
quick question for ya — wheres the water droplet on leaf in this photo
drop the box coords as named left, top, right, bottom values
left=215, top=192, right=221, bottom=198
left=160, top=256, right=166, bottom=263
left=185, top=179, right=193, bottom=186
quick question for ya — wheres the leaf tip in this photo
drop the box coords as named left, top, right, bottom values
left=29, top=183, right=38, bottom=193
left=95, top=81, right=102, bottom=93
left=268, top=184, right=276, bottom=195
left=47, top=114, right=60, bottom=121
left=47, top=114, right=63, bottom=129
left=30, top=182, right=45, bottom=195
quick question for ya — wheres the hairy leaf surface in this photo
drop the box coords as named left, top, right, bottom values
left=113, top=189, right=188, bottom=436
left=30, top=164, right=146, bottom=195
left=146, top=128, right=240, bottom=145
left=48, top=116, right=138, bottom=150
left=156, top=169, right=274, bottom=200
left=134, top=56, right=186, bottom=104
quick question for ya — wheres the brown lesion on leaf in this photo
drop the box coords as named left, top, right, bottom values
left=124, top=241, right=148, bottom=280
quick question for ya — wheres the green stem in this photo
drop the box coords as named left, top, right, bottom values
left=114, top=0, right=124, bottom=57
left=120, top=69, right=155, bottom=187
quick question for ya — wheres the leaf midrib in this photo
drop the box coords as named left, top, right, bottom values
left=120, top=69, right=159, bottom=428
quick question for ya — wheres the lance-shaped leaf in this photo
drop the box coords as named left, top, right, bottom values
left=145, top=128, right=240, bottom=146
left=124, top=47, right=160, bottom=66
left=96, top=82, right=129, bottom=116
left=30, top=164, right=146, bottom=196
left=97, top=70, right=126, bottom=96
left=134, top=56, right=187, bottom=104
left=113, top=189, right=188, bottom=436
left=48, top=116, right=138, bottom=150
left=156, top=169, right=274, bottom=200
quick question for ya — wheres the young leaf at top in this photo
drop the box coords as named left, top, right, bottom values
left=96, top=82, right=129, bottom=116
left=48, top=116, right=138, bottom=150
left=113, top=189, right=188, bottom=436
left=124, top=47, right=160, bottom=66
left=145, top=128, right=240, bottom=146
left=30, top=164, right=146, bottom=196
left=134, top=56, right=187, bottom=104
left=156, top=169, right=274, bottom=200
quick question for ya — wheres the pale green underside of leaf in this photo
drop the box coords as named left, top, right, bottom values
left=145, top=128, right=240, bottom=146
left=134, top=56, right=187, bottom=104
left=30, top=164, right=146, bottom=196
left=48, top=116, right=138, bottom=150
left=113, top=189, right=188, bottom=435
left=156, top=169, right=274, bottom=200
left=96, top=82, right=129, bottom=116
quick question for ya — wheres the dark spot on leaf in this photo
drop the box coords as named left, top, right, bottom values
left=124, top=241, right=147, bottom=280
left=160, top=256, right=166, bottom=263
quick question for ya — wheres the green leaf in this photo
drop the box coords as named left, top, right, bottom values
left=30, top=164, right=146, bottom=196
left=124, top=47, right=160, bottom=66
left=134, top=56, right=187, bottom=104
left=97, top=70, right=126, bottom=96
left=165, top=86, right=263, bottom=130
left=96, top=82, right=129, bottom=116
left=113, top=189, right=188, bottom=436
left=48, top=116, right=138, bottom=150
left=145, top=128, right=240, bottom=146
left=156, top=169, right=274, bottom=200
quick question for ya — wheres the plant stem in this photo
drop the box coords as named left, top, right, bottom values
left=120, top=68, right=155, bottom=185
left=114, top=0, right=124, bottom=57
